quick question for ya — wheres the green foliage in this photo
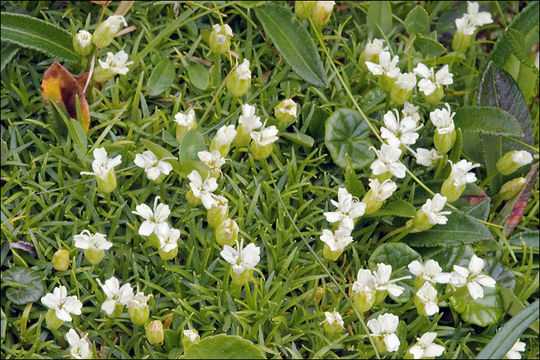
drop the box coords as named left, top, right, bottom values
left=146, top=58, right=176, bottom=96
left=404, top=6, right=429, bottom=36
left=454, top=107, right=523, bottom=137
left=181, top=334, right=265, bottom=359
left=187, top=61, right=210, bottom=90
left=2, top=267, right=45, bottom=305
left=449, top=287, right=503, bottom=327
left=366, top=1, right=392, bottom=38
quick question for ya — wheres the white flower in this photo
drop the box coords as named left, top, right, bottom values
left=73, top=230, right=113, bottom=251
left=464, top=1, right=493, bottom=27
left=380, top=110, right=422, bottom=148
left=323, top=187, right=366, bottom=231
left=66, top=329, right=92, bottom=359
left=212, top=24, right=233, bottom=45
left=414, top=64, right=453, bottom=96
left=365, top=51, right=401, bottom=78
left=368, top=178, right=397, bottom=202
left=422, top=194, right=452, bottom=225
left=97, top=276, right=134, bottom=315
left=430, top=103, right=455, bottom=135
left=101, top=14, right=127, bottom=33
left=370, top=144, right=406, bottom=178
left=187, top=170, right=219, bottom=209
left=236, top=59, right=251, bottom=80
left=127, top=286, right=152, bottom=310
left=408, top=259, right=451, bottom=284
left=415, top=148, right=442, bottom=167
left=132, top=196, right=170, bottom=236
left=174, top=109, right=196, bottom=129
left=320, top=228, right=354, bottom=252
left=40, top=286, right=82, bottom=322
left=238, top=104, right=262, bottom=132
left=275, top=99, right=297, bottom=117
left=315, top=1, right=335, bottom=13
left=98, top=50, right=133, bottom=75
left=394, top=72, right=417, bottom=91
left=455, top=16, right=477, bottom=35
left=322, top=310, right=344, bottom=328
left=363, top=38, right=388, bottom=58
left=373, top=263, right=410, bottom=297
left=156, top=222, right=181, bottom=253
left=352, top=269, right=377, bottom=298
left=213, top=125, right=237, bottom=148
left=80, top=147, right=122, bottom=180
left=75, top=30, right=92, bottom=47
left=251, top=125, right=279, bottom=146
left=134, top=150, right=173, bottom=181
left=448, top=159, right=481, bottom=187
left=402, top=102, right=421, bottom=125
left=449, top=255, right=496, bottom=299
left=367, top=313, right=400, bottom=352
left=220, top=239, right=260, bottom=274
left=416, top=282, right=439, bottom=316
left=505, top=339, right=526, bottom=359
left=511, top=151, right=533, bottom=166
left=198, top=150, right=226, bottom=175
left=409, top=332, right=445, bottom=359
left=183, top=329, right=200, bottom=343
left=535, top=52, right=539, bottom=70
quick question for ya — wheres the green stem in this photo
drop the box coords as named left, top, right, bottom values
left=379, top=225, right=406, bottom=243
left=479, top=169, right=499, bottom=188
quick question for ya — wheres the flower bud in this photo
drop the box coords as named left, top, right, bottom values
left=215, top=218, right=239, bottom=247
left=158, top=246, right=178, bottom=261
left=352, top=291, right=375, bottom=313
left=210, top=125, right=237, bottom=157
left=452, top=29, right=473, bottom=52
left=274, top=99, right=298, bottom=124
left=96, top=169, right=117, bottom=193
left=73, top=30, right=93, bottom=56
left=433, top=130, right=456, bottom=155
left=186, top=189, right=202, bottom=207
left=207, top=196, right=228, bottom=228
left=92, top=15, right=127, bottom=49
left=362, top=189, right=385, bottom=214
left=226, top=59, right=251, bottom=97
left=323, top=244, right=343, bottom=261
left=109, top=303, right=125, bottom=318
left=52, top=249, right=70, bottom=271
left=174, top=109, right=197, bottom=144
left=498, top=177, right=526, bottom=201
left=45, top=308, right=65, bottom=330
left=424, top=86, right=445, bottom=104
left=148, top=233, right=160, bottom=248
left=410, top=209, right=434, bottom=233
left=295, top=1, right=315, bottom=20
left=182, top=329, right=200, bottom=350
left=496, top=150, right=533, bottom=175
left=440, top=177, right=465, bottom=203
left=230, top=268, right=253, bottom=286
left=127, top=290, right=151, bottom=326
left=250, top=126, right=279, bottom=160
left=145, top=320, right=164, bottom=345
left=311, top=1, right=335, bottom=27
left=322, top=311, right=343, bottom=335
left=209, top=24, right=233, bottom=54
left=83, top=248, right=105, bottom=265
left=250, top=141, right=274, bottom=160
left=378, top=74, right=397, bottom=93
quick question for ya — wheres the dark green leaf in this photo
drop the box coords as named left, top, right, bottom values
left=302, top=102, right=327, bottom=140
left=366, top=2, right=393, bottom=38
left=404, top=6, right=429, bottom=36
left=255, top=3, right=327, bottom=87
left=454, top=107, right=523, bottom=137
left=187, top=61, right=209, bottom=90
left=1, top=44, right=18, bottom=73
left=500, top=287, right=539, bottom=333
left=372, top=200, right=416, bottom=218
left=475, top=299, right=539, bottom=358
left=449, top=286, right=503, bottom=327
left=431, top=245, right=474, bottom=272
left=280, top=132, right=314, bottom=148
left=344, top=156, right=365, bottom=198
left=178, top=130, right=206, bottom=163
left=414, top=34, right=446, bottom=57
left=146, top=58, right=175, bottom=96
left=448, top=128, right=462, bottom=164
left=0, top=308, right=6, bottom=340
left=0, top=13, right=78, bottom=62
left=483, top=259, right=515, bottom=290
left=324, top=109, right=374, bottom=170
left=181, top=334, right=265, bottom=359
left=508, top=230, right=539, bottom=252
left=3, top=267, right=45, bottom=305
left=505, top=28, right=536, bottom=69
left=404, top=209, right=491, bottom=247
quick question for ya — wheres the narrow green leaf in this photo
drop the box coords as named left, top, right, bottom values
left=1, top=44, right=18, bottom=73
left=505, top=28, right=536, bottom=69
left=366, top=1, right=393, bottom=38
left=455, top=107, right=523, bottom=137
left=500, top=287, right=539, bottom=333
left=255, top=3, right=327, bottom=87
left=0, top=13, right=78, bottom=62
left=448, top=128, right=462, bottom=164
left=344, top=156, right=365, bottom=198
left=475, top=299, right=539, bottom=359
left=181, top=334, right=265, bottom=359
left=146, top=58, right=175, bottom=96
left=187, top=61, right=209, bottom=90
left=280, top=132, right=314, bottom=148
left=404, top=6, right=429, bottom=36
left=508, top=230, right=539, bottom=252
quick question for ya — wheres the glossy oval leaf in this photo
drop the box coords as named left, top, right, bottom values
left=475, top=299, right=539, bottom=358
left=187, top=61, right=209, bottom=90
left=146, top=58, right=175, bottom=96
left=1, top=13, right=78, bottom=62
left=454, top=107, right=523, bottom=137
left=449, top=286, right=503, bottom=327
left=3, top=266, right=45, bottom=305
left=255, top=3, right=327, bottom=87
left=324, top=109, right=374, bottom=170
left=483, top=259, right=516, bottom=290
left=404, top=6, right=429, bottom=36
left=181, top=334, right=265, bottom=359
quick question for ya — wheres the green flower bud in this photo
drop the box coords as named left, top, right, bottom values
left=230, top=268, right=253, bottom=286
left=250, top=125, right=279, bottom=161
left=182, top=329, right=200, bottom=350
left=158, top=246, right=178, bottom=261
left=295, top=1, right=315, bottom=20
left=496, top=150, right=533, bottom=175
left=73, top=30, right=92, bottom=56
left=96, top=169, right=117, bottom=193
left=353, top=291, right=375, bottom=313
left=322, top=310, right=344, bottom=335
left=45, top=308, right=65, bottom=330
left=424, top=86, right=445, bottom=104
left=186, top=189, right=202, bottom=207
left=410, top=209, right=434, bottom=233
left=52, top=249, right=70, bottom=271
left=207, top=195, right=229, bottom=228
left=209, top=24, right=233, bottom=55
left=311, top=1, right=335, bottom=26
left=145, top=320, right=164, bottom=345
left=323, top=243, right=343, bottom=261
left=127, top=290, right=151, bottom=326
left=83, top=248, right=105, bottom=265
left=452, top=29, right=473, bottom=52
left=362, top=190, right=385, bottom=214
left=226, top=59, right=251, bottom=97
left=174, top=109, right=197, bottom=144
left=433, top=130, right=456, bottom=155
left=440, top=177, right=465, bottom=203
left=274, top=99, right=297, bottom=124
left=498, top=177, right=526, bottom=201
left=378, top=74, right=397, bottom=93
left=250, top=142, right=274, bottom=160
left=92, top=15, right=127, bottom=49
left=215, top=218, right=239, bottom=247
left=109, top=303, right=125, bottom=318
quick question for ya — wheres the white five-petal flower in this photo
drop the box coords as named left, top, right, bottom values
left=368, top=178, right=397, bottom=202
left=449, top=255, right=496, bottom=299
left=127, top=286, right=152, bottom=311
left=370, top=144, right=407, bottom=178
left=251, top=125, right=279, bottom=146
left=352, top=269, right=377, bottom=298
left=238, top=104, right=262, bottom=132
left=212, top=24, right=233, bottom=45
left=213, top=125, right=237, bottom=148
left=174, top=109, right=196, bottom=129
left=408, top=259, right=451, bottom=284
left=320, top=228, right=354, bottom=252
left=220, top=239, right=260, bottom=274
left=323, top=187, right=366, bottom=232
left=415, top=148, right=442, bottom=167
left=367, top=313, right=400, bottom=352
left=322, top=310, right=344, bottom=328
left=66, top=329, right=92, bottom=359
left=505, top=339, right=526, bottom=359
left=448, top=159, right=481, bottom=187
left=73, top=230, right=113, bottom=251
left=430, top=103, right=455, bottom=135
left=97, top=276, right=134, bottom=315
left=409, top=332, right=445, bottom=359
left=134, top=150, right=173, bottom=181
left=416, top=282, right=439, bottom=316
left=373, top=263, right=411, bottom=297
left=40, top=285, right=83, bottom=322
left=511, top=150, right=533, bottom=166
left=80, top=147, right=122, bottom=180
left=380, top=110, right=422, bottom=148
left=394, top=72, right=417, bottom=91
left=414, top=64, right=453, bottom=96
left=98, top=50, right=133, bottom=75
left=422, top=194, right=452, bottom=225
left=455, top=1, right=493, bottom=35
left=132, top=196, right=170, bottom=236
left=155, top=222, right=181, bottom=253
left=236, top=59, right=251, bottom=80
left=402, top=102, right=422, bottom=125
left=365, top=51, right=401, bottom=78
left=187, top=170, right=219, bottom=209
left=363, top=38, right=388, bottom=59
left=198, top=150, right=226, bottom=176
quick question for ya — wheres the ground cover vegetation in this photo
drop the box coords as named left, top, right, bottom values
left=0, top=1, right=539, bottom=359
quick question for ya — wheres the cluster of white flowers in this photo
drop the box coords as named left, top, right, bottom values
left=455, top=1, right=493, bottom=36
